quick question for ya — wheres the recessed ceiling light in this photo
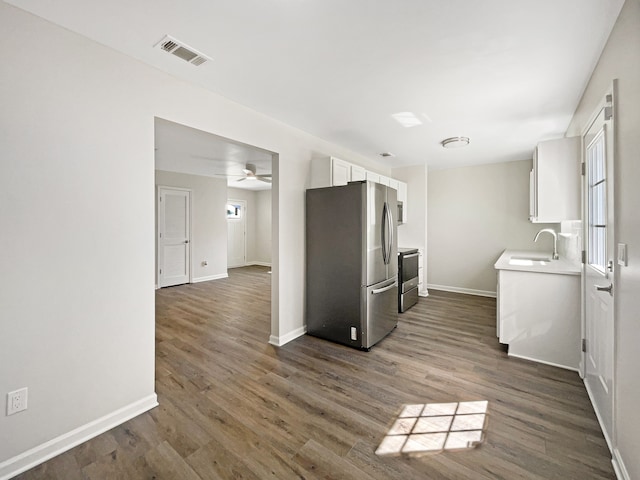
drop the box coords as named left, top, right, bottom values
left=380, top=152, right=395, bottom=158
left=441, top=137, right=470, bottom=148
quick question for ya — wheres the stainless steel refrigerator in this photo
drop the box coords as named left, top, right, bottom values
left=306, top=180, right=398, bottom=350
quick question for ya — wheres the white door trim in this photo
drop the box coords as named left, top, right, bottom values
left=157, top=185, right=192, bottom=287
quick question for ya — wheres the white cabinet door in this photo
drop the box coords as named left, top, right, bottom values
left=351, top=164, right=366, bottom=182
left=497, top=269, right=580, bottom=369
left=530, top=137, right=580, bottom=222
left=331, top=157, right=351, bottom=186
left=365, top=171, right=380, bottom=184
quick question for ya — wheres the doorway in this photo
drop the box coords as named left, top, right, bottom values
left=154, top=117, right=276, bottom=339
left=157, top=186, right=191, bottom=287
left=227, top=199, right=247, bottom=268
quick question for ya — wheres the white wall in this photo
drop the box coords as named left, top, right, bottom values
left=427, top=160, right=557, bottom=296
left=392, top=165, right=428, bottom=295
left=156, top=171, right=228, bottom=282
left=565, top=0, right=640, bottom=477
left=0, top=3, right=388, bottom=476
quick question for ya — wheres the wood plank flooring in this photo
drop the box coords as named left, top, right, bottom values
left=15, top=266, right=614, bottom=479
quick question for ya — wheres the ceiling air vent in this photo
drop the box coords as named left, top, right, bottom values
left=154, top=35, right=211, bottom=66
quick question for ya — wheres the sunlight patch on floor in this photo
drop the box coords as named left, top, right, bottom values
left=375, top=401, right=488, bottom=456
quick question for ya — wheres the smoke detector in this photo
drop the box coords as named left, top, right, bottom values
left=154, top=35, right=211, bottom=66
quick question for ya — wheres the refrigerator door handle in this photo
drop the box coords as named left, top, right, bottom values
left=386, top=200, right=394, bottom=262
left=371, top=280, right=397, bottom=295
left=381, top=202, right=388, bottom=264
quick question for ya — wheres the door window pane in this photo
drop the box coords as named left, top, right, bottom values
left=587, top=129, right=606, bottom=272
left=227, top=203, right=242, bottom=219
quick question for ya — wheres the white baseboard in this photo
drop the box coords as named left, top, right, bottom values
left=192, top=273, right=228, bottom=283
left=246, top=261, right=272, bottom=267
left=507, top=353, right=579, bottom=373
left=419, top=288, right=429, bottom=297
left=0, top=394, right=158, bottom=480
left=612, top=448, right=630, bottom=480
left=427, top=284, right=497, bottom=298
left=269, top=326, right=306, bottom=347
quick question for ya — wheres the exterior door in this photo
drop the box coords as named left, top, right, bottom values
left=583, top=91, right=615, bottom=446
left=158, top=187, right=191, bottom=287
left=227, top=199, right=246, bottom=268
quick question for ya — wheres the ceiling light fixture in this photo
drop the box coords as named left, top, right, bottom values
left=441, top=136, right=470, bottom=148
left=380, top=152, right=395, bottom=158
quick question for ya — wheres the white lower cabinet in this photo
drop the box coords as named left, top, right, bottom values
left=497, top=269, right=580, bottom=370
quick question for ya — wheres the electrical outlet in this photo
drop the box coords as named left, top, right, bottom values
left=7, top=388, right=28, bottom=416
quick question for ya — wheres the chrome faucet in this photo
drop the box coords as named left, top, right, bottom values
left=534, top=228, right=559, bottom=260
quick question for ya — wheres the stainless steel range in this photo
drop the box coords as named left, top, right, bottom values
left=398, top=248, right=419, bottom=312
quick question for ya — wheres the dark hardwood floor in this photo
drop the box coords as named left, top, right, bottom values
left=16, top=265, right=614, bottom=479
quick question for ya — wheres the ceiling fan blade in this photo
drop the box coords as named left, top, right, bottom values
left=236, top=177, right=247, bottom=182
left=259, top=173, right=272, bottom=177
left=257, top=176, right=272, bottom=183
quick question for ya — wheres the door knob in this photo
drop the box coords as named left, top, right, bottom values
left=184, top=240, right=189, bottom=244
left=595, top=283, right=613, bottom=294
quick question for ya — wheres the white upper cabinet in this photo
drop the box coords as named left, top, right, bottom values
left=310, top=156, right=351, bottom=188
left=331, top=157, right=351, bottom=186
left=529, top=137, right=580, bottom=223
left=351, top=164, right=366, bottom=182
left=365, top=170, right=380, bottom=184
left=309, top=156, right=409, bottom=224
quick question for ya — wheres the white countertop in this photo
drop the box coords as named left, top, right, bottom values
left=494, top=249, right=581, bottom=276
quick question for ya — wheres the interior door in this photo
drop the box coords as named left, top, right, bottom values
left=158, top=187, right=191, bottom=287
left=227, top=199, right=246, bottom=268
left=583, top=91, right=615, bottom=446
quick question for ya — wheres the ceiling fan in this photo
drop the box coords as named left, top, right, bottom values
left=237, top=163, right=271, bottom=184
left=189, top=156, right=272, bottom=184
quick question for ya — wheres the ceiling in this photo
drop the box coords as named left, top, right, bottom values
left=155, top=118, right=274, bottom=191
left=8, top=0, right=625, bottom=171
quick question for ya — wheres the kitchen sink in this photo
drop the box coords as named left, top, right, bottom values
left=508, top=256, right=552, bottom=266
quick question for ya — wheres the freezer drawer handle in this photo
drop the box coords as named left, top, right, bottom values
left=371, top=281, right=397, bottom=295
left=402, top=252, right=419, bottom=259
